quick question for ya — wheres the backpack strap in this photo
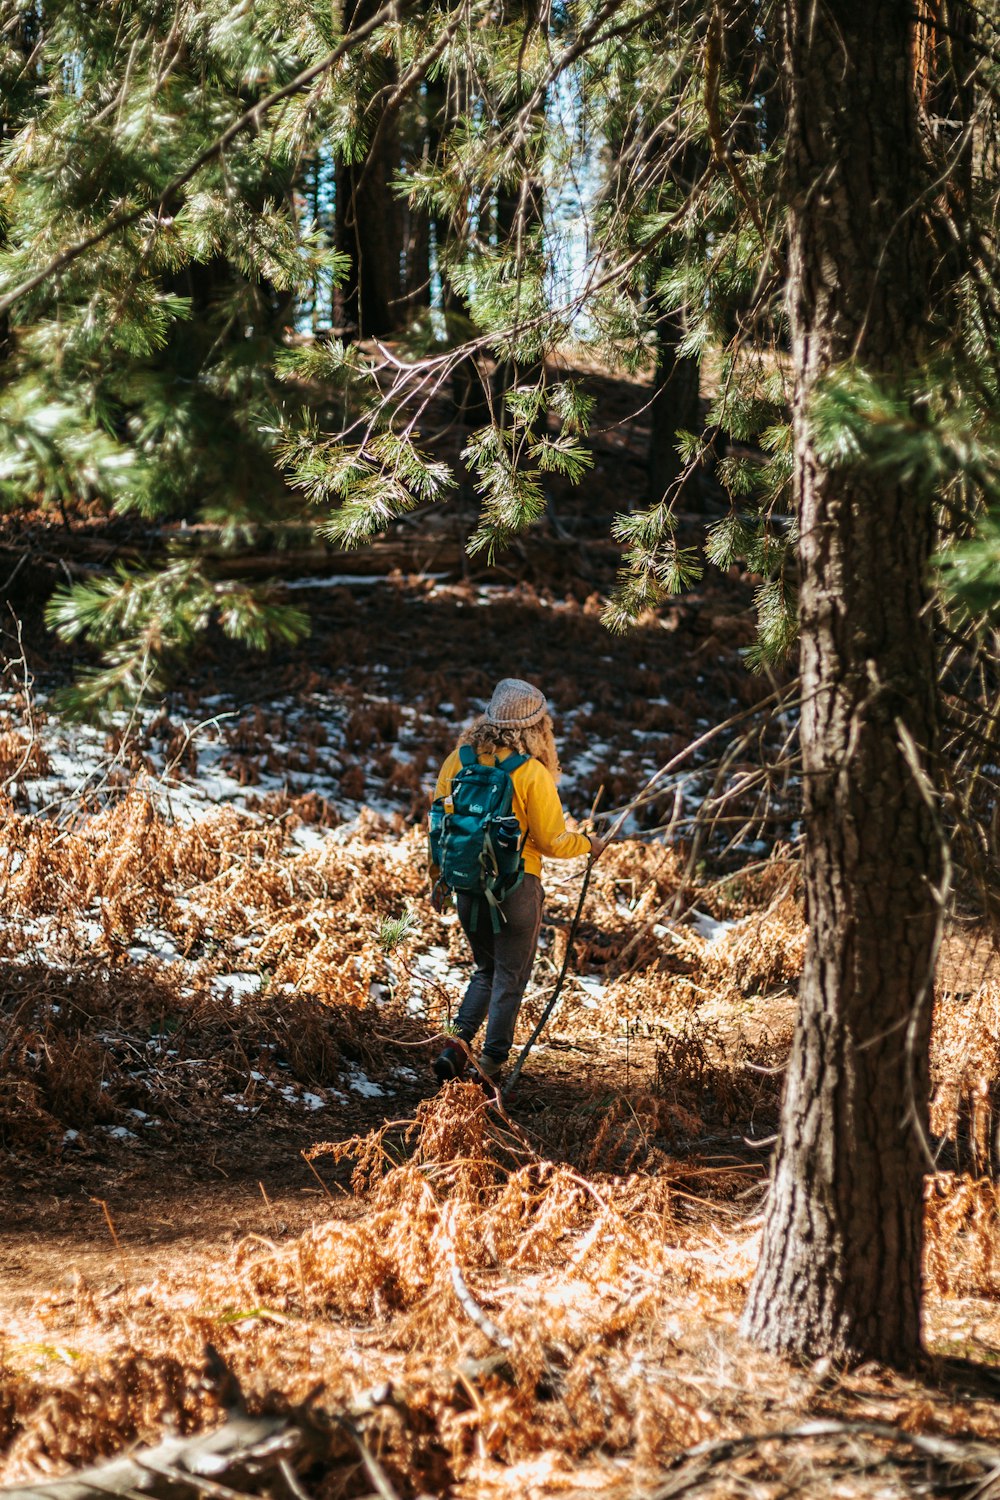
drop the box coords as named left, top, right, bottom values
left=456, top=746, right=526, bottom=774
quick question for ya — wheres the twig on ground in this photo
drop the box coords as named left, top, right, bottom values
left=0, top=1413, right=296, bottom=1500
left=440, top=1204, right=514, bottom=1352
left=650, top=1417, right=1000, bottom=1500
left=333, top=1419, right=402, bottom=1500
left=1, top=612, right=38, bottom=797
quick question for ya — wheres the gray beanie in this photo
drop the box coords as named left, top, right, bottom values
left=486, top=678, right=547, bottom=728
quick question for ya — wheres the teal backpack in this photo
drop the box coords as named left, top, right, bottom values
left=428, top=747, right=528, bottom=929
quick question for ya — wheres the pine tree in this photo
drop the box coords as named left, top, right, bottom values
left=737, top=0, right=944, bottom=1363
left=0, top=0, right=433, bottom=709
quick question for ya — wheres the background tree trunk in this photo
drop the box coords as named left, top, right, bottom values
left=334, top=0, right=404, bottom=339
left=491, top=0, right=546, bottom=411
left=400, top=83, right=433, bottom=315
left=740, top=0, right=941, bottom=1364
left=647, top=302, right=700, bottom=503
left=335, top=134, right=403, bottom=338
left=0, top=2, right=39, bottom=363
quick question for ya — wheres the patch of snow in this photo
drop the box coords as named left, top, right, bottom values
left=345, top=1067, right=387, bottom=1099
left=290, top=825, right=330, bottom=852
left=688, top=909, right=738, bottom=943
left=282, top=573, right=446, bottom=591
left=575, top=974, right=606, bottom=1010
left=413, top=945, right=463, bottom=984
left=128, top=927, right=186, bottom=965
left=211, top=972, right=262, bottom=1000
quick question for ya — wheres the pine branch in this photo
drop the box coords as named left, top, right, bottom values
left=0, top=0, right=407, bottom=318
left=703, top=2, right=770, bottom=250
left=356, top=2, right=484, bottom=194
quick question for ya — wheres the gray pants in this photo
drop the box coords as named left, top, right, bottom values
left=454, top=875, right=543, bottom=1065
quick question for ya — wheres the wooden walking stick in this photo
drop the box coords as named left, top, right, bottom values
left=502, top=849, right=599, bottom=1098
left=502, top=788, right=605, bottom=1099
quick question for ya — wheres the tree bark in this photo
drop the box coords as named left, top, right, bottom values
left=400, top=78, right=434, bottom=314
left=740, top=0, right=941, bottom=1364
left=491, top=0, right=546, bottom=410
left=335, top=135, right=402, bottom=338
left=334, top=0, right=403, bottom=339
left=647, top=302, right=700, bottom=503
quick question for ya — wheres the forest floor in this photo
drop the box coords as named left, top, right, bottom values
left=3, top=364, right=1000, bottom=1498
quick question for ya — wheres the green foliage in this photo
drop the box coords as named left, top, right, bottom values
left=936, top=514, right=1000, bottom=619
left=743, top=579, right=798, bottom=671
left=0, top=0, right=352, bottom=706
left=45, top=560, right=308, bottom=719
left=276, top=342, right=458, bottom=546
left=377, top=908, right=418, bottom=953
left=464, top=384, right=595, bottom=560
left=808, top=364, right=1000, bottom=626
left=3, top=0, right=804, bottom=703
left=810, top=365, right=999, bottom=502
left=21, top=0, right=998, bottom=700
left=0, top=375, right=141, bottom=511
left=603, top=502, right=703, bottom=632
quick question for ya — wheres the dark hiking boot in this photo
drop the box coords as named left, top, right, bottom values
left=433, top=1043, right=467, bottom=1084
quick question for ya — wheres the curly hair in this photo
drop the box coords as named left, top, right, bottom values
left=459, top=711, right=561, bottom=781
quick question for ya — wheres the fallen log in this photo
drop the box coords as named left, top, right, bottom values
left=0, top=1350, right=556, bottom=1500
left=3, top=535, right=626, bottom=600
left=0, top=1413, right=298, bottom=1500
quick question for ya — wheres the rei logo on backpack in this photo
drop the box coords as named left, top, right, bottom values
left=428, top=747, right=527, bottom=929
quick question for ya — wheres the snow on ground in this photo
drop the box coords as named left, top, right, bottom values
left=0, top=616, right=793, bottom=1136
left=211, top=972, right=263, bottom=1001
left=405, top=939, right=466, bottom=1016
left=0, top=596, right=726, bottom=836
left=687, top=909, right=740, bottom=943
left=575, top=974, right=607, bottom=1010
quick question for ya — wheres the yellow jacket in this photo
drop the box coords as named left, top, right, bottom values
left=434, top=747, right=591, bottom=879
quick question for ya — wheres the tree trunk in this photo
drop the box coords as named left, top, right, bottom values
left=0, top=3, right=40, bottom=362
left=493, top=171, right=545, bottom=409
left=740, top=0, right=941, bottom=1364
left=491, top=0, right=546, bottom=410
left=400, top=83, right=433, bottom=314
left=647, top=302, right=699, bottom=503
left=335, top=133, right=402, bottom=338
left=334, top=2, right=403, bottom=339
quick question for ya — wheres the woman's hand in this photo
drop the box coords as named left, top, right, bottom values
left=588, top=834, right=607, bottom=861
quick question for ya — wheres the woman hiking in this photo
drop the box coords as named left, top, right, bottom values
left=430, top=678, right=604, bottom=1087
